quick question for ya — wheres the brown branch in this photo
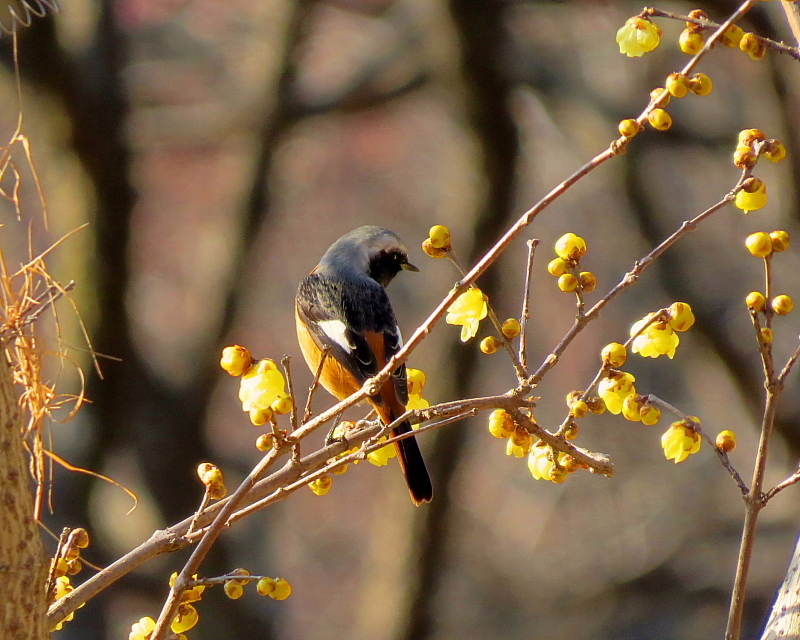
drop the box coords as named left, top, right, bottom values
left=644, top=7, right=800, bottom=61
left=518, top=239, right=538, bottom=372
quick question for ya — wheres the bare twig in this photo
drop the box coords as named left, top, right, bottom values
left=281, top=356, right=299, bottom=432
left=646, top=395, right=750, bottom=496
left=764, top=467, right=800, bottom=503
left=644, top=6, right=800, bottom=60
left=302, top=348, right=329, bottom=423
left=519, top=239, right=539, bottom=371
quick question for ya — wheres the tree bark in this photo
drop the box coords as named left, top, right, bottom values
left=761, top=530, right=800, bottom=640
left=0, top=348, right=50, bottom=640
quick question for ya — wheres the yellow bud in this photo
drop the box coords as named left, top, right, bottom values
left=667, top=302, right=695, bottom=332
left=422, top=238, right=448, bottom=258
left=488, top=409, right=515, bottom=439
left=256, top=433, right=275, bottom=451
left=570, top=400, right=589, bottom=419
left=308, top=475, right=333, bottom=496
left=554, top=233, right=587, bottom=261
left=586, top=398, right=606, bottom=415
left=428, top=225, right=451, bottom=249
left=249, top=406, right=273, bottom=426
left=741, top=176, right=763, bottom=193
left=579, top=272, right=597, bottom=293
left=220, top=345, right=253, bottom=377
left=271, top=395, right=294, bottom=415
left=716, top=430, right=737, bottom=453
left=224, top=581, right=245, bottom=599
left=746, top=291, right=766, bottom=312
left=745, top=232, right=772, bottom=257
left=688, top=73, right=713, bottom=96
left=769, top=230, right=790, bottom=252
left=271, top=578, right=292, bottom=600
left=547, top=257, right=569, bottom=277
left=760, top=327, right=774, bottom=343
left=647, top=108, right=672, bottom=131
left=501, top=318, right=521, bottom=339
left=736, top=183, right=768, bottom=212
left=772, top=295, right=794, bottom=316
left=171, top=603, right=199, bottom=634
left=558, top=273, right=579, bottom=293
left=332, top=462, right=349, bottom=475
left=618, top=118, right=641, bottom=138
left=765, top=140, right=787, bottom=163
left=733, top=145, right=757, bottom=170
left=257, top=577, right=275, bottom=596
left=739, top=32, right=760, bottom=54
left=679, top=29, right=704, bottom=55
left=406, top=368, right=427, bottom=395
left=197, top=463, right=226, bottom=499
left=601, top=342, right=627, bottom=368
left=480, top=336, right=501, bottom=354
left=738, top=128, right=766, bottom=146
left=721, top=24, right=744, bottom=47
left=640, top=404, right=661, bottom=426
left=666, top=73, right=689, bottom=98
left=650, top=87, right=671, bottom=109
left=563, top=421, right=580, bottom=439
left=70, top=528, right=90, bottom=549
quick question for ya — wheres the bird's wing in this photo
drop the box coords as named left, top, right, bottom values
left=296, top=274, right=380, bottom=390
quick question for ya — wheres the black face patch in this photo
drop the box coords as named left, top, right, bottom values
left=368, top=249, right=405, bottom=286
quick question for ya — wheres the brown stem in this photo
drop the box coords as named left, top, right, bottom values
left=519, top=239, right=539, bottom=372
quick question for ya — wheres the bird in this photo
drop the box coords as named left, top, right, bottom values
left=295, top=226, right=433, bottom=505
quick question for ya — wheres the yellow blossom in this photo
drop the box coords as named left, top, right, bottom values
left=129, top=617, right=156, bottom=640
left=367, top=437, right=397, bottom=466
left=598, top=371, right=636, bottom=415
left=239, top=359, right=289, bottom=416
left=446, top=287, right=488, bottom=341
left=616, top=16, right=662, bottom=57
left=630, top=313, right=680, bottom=359
left=661, top=421, right=702, bottom=463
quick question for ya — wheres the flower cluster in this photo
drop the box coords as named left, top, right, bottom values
left=734, top=129, right=786, bottom=212
left=480, top=317, right=521, bottom=355
left=616, top=16, right=661, bottom=57
left=50, top=528, right=91, bottom=630
left=221, top=346, right=294, bottom=425
left=528, top=444, right=582, bottom=484
left=486, top=409, right=585, bottom=484
left=422, top=224, right=452, bottom=258
left=630, top=302, right=695, bottom=359
left=446, top=287, right=488, bottom=341
left=197, top=462, right=227, bottom=500
left=547, top=233, right=595, bottom=294
left=406, top=368, right=430, bottom=411
left=661, top=419, right=702, bottom=463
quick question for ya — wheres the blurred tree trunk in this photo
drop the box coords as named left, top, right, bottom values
left=0, top=348, right=49, bottom=640
left=760, top=530, right=800, bottom=640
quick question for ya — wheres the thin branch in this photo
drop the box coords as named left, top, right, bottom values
left=764, top=467, right=800, bottom=503
left=646, top=395, right=750, bottom=496
left=518, top=239, right=538, bottom=372
left=281, top=356, right=299, bottom=432
left=644, top=7, right=800, bottom=60
left=302, top=348, right=328, bottom=423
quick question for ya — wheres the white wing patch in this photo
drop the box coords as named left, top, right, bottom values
left=318, top=320, right=353, bottom=353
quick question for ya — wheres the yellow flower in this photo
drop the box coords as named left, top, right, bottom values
left=597, top=371, right=636, bottom=415
left=630, top=313, right=680, bottom=359
left=446, top=287, right=488, bottom=341
left=661, top=421, right=702, bottom=463
left=308, top=475, right=333, bottom=495
left=239, top=359, right=289, bottom=415
left=616, top=16, right=662, bottom=57
left=367, top=437, right=397, bottom=466
left=129, top=617, right=156, bottom=640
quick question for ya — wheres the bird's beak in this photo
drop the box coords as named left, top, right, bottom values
left=402, top=260, right=420, bottom=272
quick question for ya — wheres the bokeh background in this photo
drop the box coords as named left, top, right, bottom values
left=2, top=0, right=800, bottom=638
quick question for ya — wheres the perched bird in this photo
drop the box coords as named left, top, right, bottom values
left=295, top=226, right=433, bottom=505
